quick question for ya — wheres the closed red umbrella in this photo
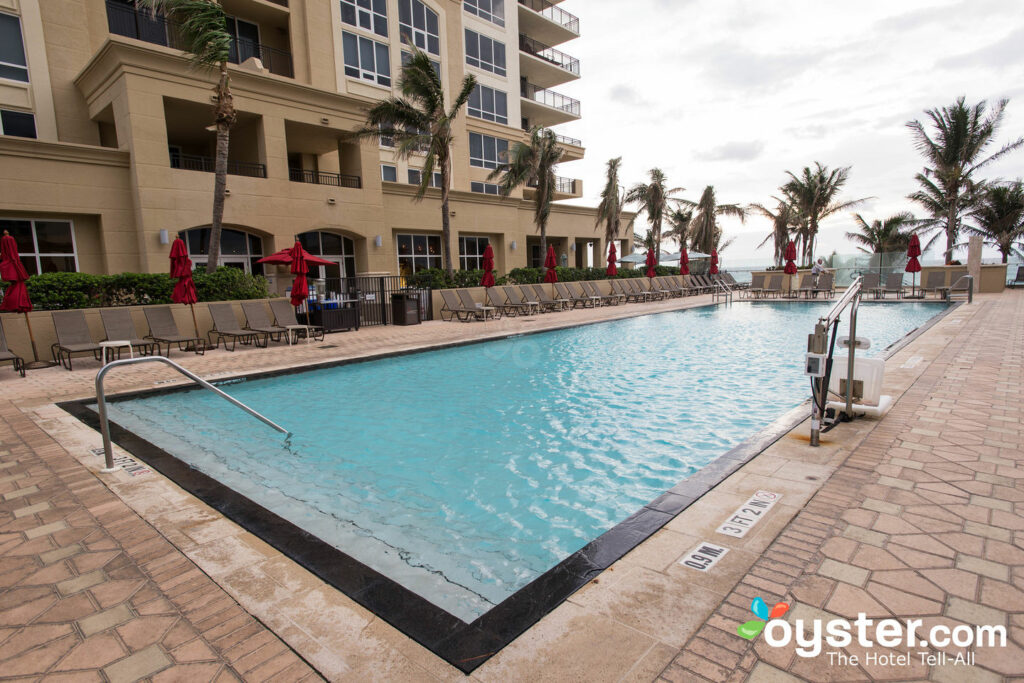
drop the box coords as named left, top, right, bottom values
left=783, top=241, right=798, bottom=297
left=288, top=241, right=310, bottom=307
left=168, top=237, right=200, bottom=337
left=0, top=230, right=48, bottom=367
left=679, top=247, right=690, bottom=275
left=480, top=243, right=495, bottom=287
left=906, top=233, right=922, bottom=297
left=710, top=250, right=720, bottom=275
left=645, top=248, right=656, bottom=278
left=606, top=242, right=617, bottom=277
left=543, top=245, right=558, bottom=283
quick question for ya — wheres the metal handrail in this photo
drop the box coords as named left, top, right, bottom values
left=809, top=276, right=863, bottom=446
left=712, top=278, right=733, bottom=303
left=94, top=356, right=289, bottom=472
left=946, top=275, right=973, bottom=304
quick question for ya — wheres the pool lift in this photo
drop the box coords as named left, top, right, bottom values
left=805, top=276, right=892, bottom=447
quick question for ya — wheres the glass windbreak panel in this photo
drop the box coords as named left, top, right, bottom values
left=0, top=219, right=33, bottom=253
left=220, top=229, right=248, bottom=255
left=0, top=13, right=29, bottom=82
left=33, top=221, right=73, bottom=253
left=321, top=232, right=344, bottom=255
left=298, top=232, right=321, bottom=254
left=38, top=256, right=76, bottom=273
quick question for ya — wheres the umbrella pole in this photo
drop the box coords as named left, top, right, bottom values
left=23, top=311, right=56, bottom=369
left=189, top=303, right=199, bottom=338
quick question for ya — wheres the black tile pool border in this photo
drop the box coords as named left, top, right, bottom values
left=58, top=299, right=954, bottom=674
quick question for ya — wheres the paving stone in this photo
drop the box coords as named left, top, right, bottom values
left=56, top=570, right=106, bottom=596
left=102, top=644, right=172, bottom=683
left=77, top=603, right=134, bottom=637
left=25, top=520, right=68, bottom=540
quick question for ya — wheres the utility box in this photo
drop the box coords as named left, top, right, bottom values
left=391, top=293, right=421, bottom=325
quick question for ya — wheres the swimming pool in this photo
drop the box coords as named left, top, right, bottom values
left=74, top=300, right=945, bottom=667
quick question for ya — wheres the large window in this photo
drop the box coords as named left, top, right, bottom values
left=0, top=109, right=36, bottom=138
left=180, top=227, right=264, bottom=274
left=341, top=0, right=388, bottom=37
left=468, top=84, right=507, bottom=125
left=464, top=29, right=505, bottom=77
left=0, top=219, right=77, bottom=275
left=298, top=231, right=357, bottom=280
left=470, top=181, right=500, bottom=195
left=401, top=50, right=441, bottom=78
left=342, top=31, right=391, bottom=86
left=397, top=234, right=442, bottom=273
left=0, top=13, right=29, bottom=82
left=407, top=169, right=441, bottom=187
left=398, top=0, right=439, bottom=55
left=381, top=164, right=397, bottom=181
left=463, top=0, right=504, bottom=27
left=459, top=236, right=490, bottom=270
left=469, top=132, right=508, bottom=169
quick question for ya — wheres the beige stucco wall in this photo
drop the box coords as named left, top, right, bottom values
left=919, top=264, right=1006, bottom=294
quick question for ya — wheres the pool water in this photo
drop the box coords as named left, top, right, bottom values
left=97, top=301, right=944, bottom=621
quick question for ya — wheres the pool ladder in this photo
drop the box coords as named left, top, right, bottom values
left=712, top=278, right=733, bottom=303
left=94, top=356, right=290, bottom=473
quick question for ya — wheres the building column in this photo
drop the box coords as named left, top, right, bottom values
left=261, top=115, right=288, bottom=181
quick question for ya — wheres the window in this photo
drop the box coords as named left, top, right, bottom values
left=225, top=16, right=260, bottom=65
left=464, top=29, right=505, bottom=77
left=398, top=0, right=439, bottom=55
left=381, top=164, right=397, bottom=181
left=379, top=124, right=394, bottom=148
left=459, top=236, right=490, bottom=270
left=470, top=181, right=500, bottom=195
left=298, top=230, right=357, bottom=280
left=407, top=169, right=441, bottom=187
left=464, top=0, right=504, bottom=27
left=341, top=0, right=388, bottom=37
left=342, top=31, right=391, bottom=87
left=401, top=50, right=441, bottom=79
left=0, top=219, right=77, bottom=275
left=468, top=84, right=507, bottom=125
left=180, top=227, right=264, bottom=274
left=0, top=109, right=36, bottom=138
left=397, top=233, right=442, bottom=273
left=469, top=132, right=508, bottom=169
left=0, top=13, right=29, bottom=82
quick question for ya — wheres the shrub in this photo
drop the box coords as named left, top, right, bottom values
left=405, top=268, right=509, bottom=289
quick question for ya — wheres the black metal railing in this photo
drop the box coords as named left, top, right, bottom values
left=170, top=152, right=266, bottom=178
left=289, top=168, right=361, bottom=188
left=106, top=1, right=294, bottom=78
left=518, top=34, right=580, bottom=75
left=527, top=175, right=577, bottom=194
left=518, top=0, right=579, bottom=34
left=527, top=127, right=582, bottom=147
left=311, top=276, right=433, bottom=326
left=521, top=82, right=580, bottom=116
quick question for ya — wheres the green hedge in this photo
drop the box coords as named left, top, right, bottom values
left=407, top=265, right=687, bottom=288
left=7, top=267, right=269, bottom=310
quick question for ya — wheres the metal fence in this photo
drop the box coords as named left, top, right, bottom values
left=305, top=276, right=432, bottom=326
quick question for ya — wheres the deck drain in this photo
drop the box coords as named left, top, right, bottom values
left=318, top=344, right=339, bottom=349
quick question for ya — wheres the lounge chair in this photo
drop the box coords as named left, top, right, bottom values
left=723, top=272, right=747, bottom=290
left=610, top=279, right=642, bottom=303
left=763, top=274, right=783, bottom=298
left=794, top=274, right=815, bottom=299
left=746, top=273, right=766, bottom=299
left=572, top=282, right=607, bottom=306
left=241, top=301, right=287, bottom=343
left=812, top=273, right=835, bottom=298
left=502, top=286, right=540, bottom=315
left=99, top=308, right=156, bottom=358
left=882, top=273, right=904, bottom=299
left=208, top=303, right=267, bottom=350
left=457, top=289, right=498, bottom=320
left=0, top=319, right=25, bottom=377
left=583, top=280, right=622, bottom=305
left=922, top=271, right=947, bottom=298
left=1009, top=266, right=1024, bottom=288
left=50, top=310, right=102, bottom=370
left=860, top=272, right=882, bottom=298
left=554, top=282, right=594, bottom=308
left=949, top=273, right=972, bottom=298
left=692, top=275, right=714, bottom=293
left=269, top=299, right=325, bottom=342
left=486, top=287, right=526, bottom=317
left=440, top=289, right=478, bottom=321
left=529, top=284, right=569, bottom=311
left=632, top=279, right=664, bottom=300
left=144, top=306, right=206, bottom=356
left=656, top=277, right=683, bottom=298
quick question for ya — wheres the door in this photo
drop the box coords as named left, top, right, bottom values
left=227, top=17, right=260, bottom=64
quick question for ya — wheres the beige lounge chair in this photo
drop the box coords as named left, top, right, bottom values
left=583, top=280, right=621, bottom=305
left=763, top=274, right=783, bottom=298
left=457, top=289, right=497, bottom=320
left=100, top=308, right=156, bottom=358
left=0, top=320, right=25, bottom=377
left=440, top=289, right=485, bottom=321
left=530, top=284, right=569, bottom=311
left=882, top=273, right=904, bottom=299
left=242, top=301, right=288, bottom=342
left=502, top=286, right=540, bottom=315
left=50, top=310, right=102, bottom=370
left=812, top=273, right=835, bottom=298
left=860, top=272, right=882, bottom=298
left=144, top=306, right=206, bottom=356
left=269, top=299, right=325, bottom=342
left=486, top=287, right=526, bottom=317
left=922, top=271, right=947, bottom=298
left=555, top=282, right=595, bottom=308
left=610, top=279, right=643, bottom=302
left=208, top=303, right=267, bottom=350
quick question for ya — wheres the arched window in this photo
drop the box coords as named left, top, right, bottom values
left=297, top=231, right=357, bottom=280
left=398, top=0, right=439, bottom=55
left=180, top=227, right=264, bottom=274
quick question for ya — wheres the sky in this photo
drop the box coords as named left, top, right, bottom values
left=552, top=0, right=1024, bottom=265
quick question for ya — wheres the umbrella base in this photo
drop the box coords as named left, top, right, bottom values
left=24, top=360, right=57, bottom=370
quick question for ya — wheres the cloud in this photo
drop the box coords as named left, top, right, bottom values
left=698, top=45, right=821, bottom=90
left=696, top=140, right=765, bottom=162
left=608, top=84, right=645, bottom=105
left=936, top=27, right=1024, bottom=70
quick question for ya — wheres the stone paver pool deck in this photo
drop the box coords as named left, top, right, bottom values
left=0, top=291, right=1020, bottom=681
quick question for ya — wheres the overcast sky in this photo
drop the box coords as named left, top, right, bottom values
left=553, top=0, right=1024, bottom=264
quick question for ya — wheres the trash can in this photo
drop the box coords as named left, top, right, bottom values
left=391, top=292, right=421, bottom=325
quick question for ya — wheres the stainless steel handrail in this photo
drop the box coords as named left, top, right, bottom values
left=712, top=278, right=733, bottom=303
left=94, top=356, right=290, bottom=472
left=947, top=275, right=974, bottom=304
left=810, top=276, right=863, bottom=446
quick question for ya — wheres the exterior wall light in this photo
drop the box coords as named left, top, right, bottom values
left=327, top=198, right=336, bottom=205
left=374, top=235, right=383, bottom=247
left=159, top=229, right=169, bottom=245
left=510, top=240, right=517, bottom=250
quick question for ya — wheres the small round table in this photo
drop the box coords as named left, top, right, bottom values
left=99, top=340, right=134, bottom=365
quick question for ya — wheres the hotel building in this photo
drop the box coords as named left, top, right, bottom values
left=0, top=0, right=631, bottom=291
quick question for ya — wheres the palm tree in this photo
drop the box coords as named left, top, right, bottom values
left=750, top=198, right=797, bottom=267
left=845, top=212, right=917, bottom=253
left=358, top=49, right=476, bottom=277
left=625, top=169, right=683, bottom=261
left=906, top=97, right=1024, bottom=263
left=490, top=126, right=565, bottom=257
left=660, top=207, right=692, bottom=250
left=781, top=163, right=868, bottom=265
left=963, top=181, right=1024, bottom=263
left=139, top=0, right=235, bottom=273
left=632, top=229, right=655, bottom=251
left=681, top=185, right=746, bottom=255
left=594, top=157, right=626, bottom=254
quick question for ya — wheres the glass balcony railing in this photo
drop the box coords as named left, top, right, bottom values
left=521, top=83, right=580, bottom=116
left=518, top=34, right=580, bottom=76
left=518, top=0, right=579, bottom=35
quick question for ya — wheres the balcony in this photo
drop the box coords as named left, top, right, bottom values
left=170, top=152, right=267, bottom=178
left=518, top=34, right=580, bottom=88
left=105, top=1, right=294, bottom=78
left=517, top=0, right=579, bottom=47
left=526, top=175, right=582, bottom=198
left=521, top=82, right=580, bottom=127
left=289, top=168, right=361, bottom=188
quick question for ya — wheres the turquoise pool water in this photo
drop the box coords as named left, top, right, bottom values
left=97, top=301, right=944, bottom=621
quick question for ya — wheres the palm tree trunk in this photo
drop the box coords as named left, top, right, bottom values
left=945, top=199, right=957, bottom=265
left=207, top=62, right=232, bottom=274
left=440, top=155, right=453, bottom=278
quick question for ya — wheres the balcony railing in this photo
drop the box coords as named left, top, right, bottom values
left=170, top=152, right=266, bottom=178
left=106, top=1, right=293, bottom=78
left=521, top=83, right=580, bottom=116
left=518, top=34, right=580, bottom=76
left=528, top=175, right=577, bottom=194
left=518, top=0, right=579, bottom=35
left=289, top=168, right=362, bottom=188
